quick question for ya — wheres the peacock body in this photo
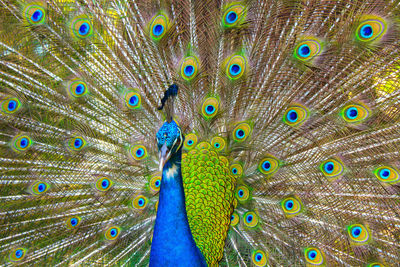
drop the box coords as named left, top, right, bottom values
left=0, top=0, right=400, bottom=266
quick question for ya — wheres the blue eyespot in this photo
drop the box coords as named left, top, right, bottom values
left=110, top=229, right=117, bottom=237
left=235, top=129, right=245, bottom=139
left=255, top=253, right=263, bottom=262
left=308, top=250, right=317, bottom=260
left=324, top=162, right=334, bottom=173
left=155, top=180, right=160, bottom=187
left=15, top=249, right=23, bottom=258
left=79, top=23, right=90, bottom=35
left=285, top=200, right=294, bottom=210
left=214, top=143, right=220, bottom=148
left=20, top=137, right=29, bottom=148
left=262, top=161, right=271, bottom=171
left=346, top=107, right=358, bottom=119
left=32, top=10, right=43, bottom=22
left=75, top=84, right=85, bottom=95
left=205, top=105, right=215, bottom=114
left=184, top=65, right=195, bottom=77
left=231, top=215, right=234, bottom=221
left=298, top=44, right=311, bottom=57
left=360, top=25, right=373, bottom=38
left=129, top=95, right=138, bottom=105
left=71, top=218, right=78, bottom=226
left=38, top=183, right=46, bottom=192
left=238, top=189, right=244, bottom=197
left=74, top=138, right=83, bottom=149
left=287, top=110, right=298, bottom=122
left=379, top=169, right=390, bottom=179
left=136, top=148, right=144, bottom=157
left=246, top=214, right=253, bottom=223
left=101, top=180, right=109, bottom=189
left=229, top=64, right=241, bottom=76
left=8, top=100, right=17, bottom=111
left=138, top=198, right=145, bottom=207
left=351, top=226, right=362, bottom=237
left=232, top=168, right=238, bottom=174
left=153, top=24, right=164, bottom=36
left=188, top=140, right=193, bottom=145
left=226, top=11, right=238, bottom=24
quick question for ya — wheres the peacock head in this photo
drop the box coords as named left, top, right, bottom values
left=156, top=120, right=184, bottom=171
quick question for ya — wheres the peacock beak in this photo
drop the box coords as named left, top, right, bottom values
left=159, top=143, right=171, bottom=171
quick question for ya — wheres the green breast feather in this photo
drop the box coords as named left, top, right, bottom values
left=182, top=141, right=237, bottom=266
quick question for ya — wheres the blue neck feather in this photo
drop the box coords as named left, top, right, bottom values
left=149, top=149, right=207, bottom=267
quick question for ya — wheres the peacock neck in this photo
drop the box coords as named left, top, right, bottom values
left=149, top=149, right=207, bottom=267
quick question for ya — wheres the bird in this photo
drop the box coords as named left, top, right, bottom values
left=0, top=0, right=400, bottom=266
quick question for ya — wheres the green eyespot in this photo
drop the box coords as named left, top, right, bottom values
left=181, top=56, right=199, bottom=81
left=235, top=185, right=250, bottom=202
left=67, top=136, right=87, bottom=151
left=25, top=4, right=46, bottom=25
left=132, top=195, right=148, bottom=210
left=125, top=90, right=141, bottom=109
left=66, top=216, right=81, bottom=229
left=184, top=133, right=198, bottom=150
left=340, top=103, right=370, bottom=124
left=258, top=155, right=280, bottom=176
left=230, top=212, right=240, bottom=227
left=320, top=158, right=345, bottom=180
left=374, top=166, right=399, bottom=184
left=150, top=175, right=162, bottom=193
left=30, top=181, right=49, bottom=195
left=347, top=223, right=370, bottom=245
left=149, top=13, right=169, bottom=41
left=71, top=16, right=93, bottom=39
left=130, top=145, right=148, bottom=161
left=9, top=247, right=26, bottom=262
left=252, top=249, right=267, bottom=267
left=304, top=247, right=325, bottom=266
left=356, top=16, right=387, bottom=43
left=225, top=55, right=247, bottom=80
left=232, top=122, right=251, bottom=142
left=1, top=97, right=21, bottom=114
left=283, top=104, right=309, bottom=127
left=243, top=211, right=259, bottom=228
left=294, top=38, right=322, bottom=62
left=281, top=196, right=303, bottom=218
left=11, top=134, right=32, bottom=152
left=95, top=177, right=113, bottom=192
left=105, top=226, right=120, bottom=241
left=222, top=4, right=246, bottom=28
left=201, top=97, right=219, bottom=119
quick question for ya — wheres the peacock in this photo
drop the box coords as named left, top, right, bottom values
left=1, top=0, right=400, bottom=266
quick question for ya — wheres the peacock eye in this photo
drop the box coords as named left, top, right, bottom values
left=374, top=166, right=399, bottom=184
left=283, top=104, right=309, bottom=127
left=356, top=16, right=387, bottom=43
left=71, top=17, right=93, bottom=39
left=304, top=247, right=324, bottom=265
left=243, top=211, right=259, bottom=228
left=66, top=216, right=81, bottom=229
left=294, top=39, right=322, bottom=62
left=149, top=13, right=169, bottom=41
left=232, top=122, right=251, bottom=142
left=184, top=133, right=198, bottom=150
left=12, top=135, right=32, bottom=152
left=235, top=185, right=250, bottom=202
left=1, top=97, right=21, bottom=114
left=201, top=97, right=219, bottom=119
left=320, top=158, right=345, bottom=180
left=9, top=247, right=26, bottom=262
left=105, top=226, right=120, bottom=241
left=281, top=196, right=303, bottom=217
left=31, top=181, right=49, bottom=195
left=340, top=103, right=370, bottom=124
left=130, top=145, right=148, bottom=161
left=252, top=250, right=267, bottom=266
left=95, top=177, right=113, bottom=192
left=230, top=212, right=239, bottom=227
left=150, top=175, right=162, bottom=193
left=132, top=195, right=148, bottom=210
left=347, top=224, right=370, bottom=244
left=125, top=90, right=141, bottom=109
left=181, top=56, right=199, bottom=81
left=230, top=164, right=243, bottom=177
left=226, top=55, right=247, bottom=80
left=67, top=136, right=87, bottom=151
left=69, top=80, right=89, bottom=98
left=222, top=4, right=246, bottom=28
left=25, top=4, right=46, bottom=25
left=258, top=156, right=280, bottom=176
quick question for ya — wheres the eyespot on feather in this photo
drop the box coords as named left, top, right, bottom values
left=294, top=38, right=322, bottom=62
left=181, top=56, right=199, bottom=81
left=320, top=158, right=345, bottom=180
left=356, top=16, right=388, bottom=43
left=347, top=224, right=370, bottom=244
left=67, top=136, right=87, bottom=151
left=30, top=181, right=49, bottom=195
left=235, top=185, right=250, bottom=202
left=1, top=97, right=21, bottom=114
left=225, top=55, right=247, bottom=80
left=184, top=133, right=198, bottom=150
left=104, top=226, right=120, bottom=241
left=132, top=195, right=148, bottom=210
left=66, top=216, right=81, bottom=229
left=71, top=16, right=93, bottom=39
left=68, top=80, right=89, bottom=98
left=230, top=163, right=243, bottom=177
left=95, top=177, right=113, bottom=192
left=9, top=247, right=26, bottom=262
left=149, top=13, right=169, bottom=41
left=232, top=122, right=251, bottom=142
left=281, top=196, right=303, bottom=218
left=210, top=136, right=225, bottom=151
left=125, top=90, right=141, bottom=109
left=24, top=3, right=46, bottom=25
left=304, top=247, right=325, bottom=266
left=222, top=4, right=246, bottom=28
left=11, top=134, right=32, bottom=152
left=283, top=104, right=309, bottom=127
left=201, top=97, right=219, bottom=119
left=252, top=250, right=267, bottom=267
left=243, top=211, right=259, bottom=228
left=258, top=156, right=280, bottom=176
left=374, top=166, right=399, bottom=184
left=130, top=145, right=148, bottom=160
left=150, top=175, right=162, bottom=193
left=230, top=212, right=240, bottom=227
left=340, top=103, right=370, bottom=124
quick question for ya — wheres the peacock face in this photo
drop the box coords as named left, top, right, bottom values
left=156, top=120, right=184, bottom=170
